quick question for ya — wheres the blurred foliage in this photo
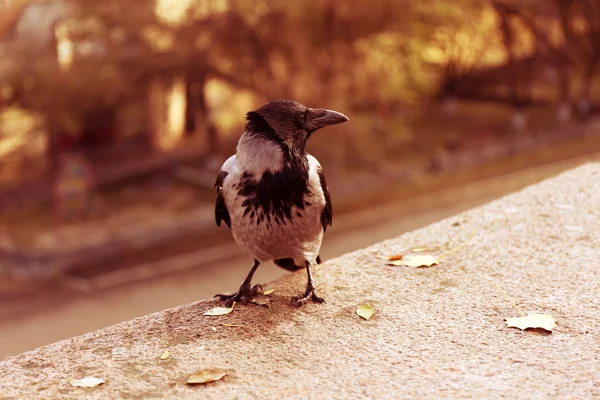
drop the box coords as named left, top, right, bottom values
left=1, top=0, right=600, bottom=145
left=0, top=0, right=495, bottom=134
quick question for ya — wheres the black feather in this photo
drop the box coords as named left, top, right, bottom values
left=274, top=258, right=305, bottom=271
left=245, top=111, right=287, bottom=153
left=237, top=161, right=309, bottom=225
left=317, top=167, right=332, bottom=231
left=215, top=170, right=231, bottom=228
left=236, top=117, right=310, bottom=225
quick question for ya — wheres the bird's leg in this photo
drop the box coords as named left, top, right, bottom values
left=214, top=260, right=263, bottom=307
left=291, top=261, right=325, bottom=307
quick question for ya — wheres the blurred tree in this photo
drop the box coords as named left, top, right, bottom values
left=492, top=1, right=535, bottom=128
left=2, top=0, right=160, bottom=170
left=491, top=0, right=600, bottom=121
left=420, top=1, right=501, bottom=101
left=4, top=0, right=572, bottom=169
left=491, top=0, right=571, bottom=123
left=555, top=0, right=600, bottom=119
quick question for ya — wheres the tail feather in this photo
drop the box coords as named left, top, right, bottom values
left=275, top=255, right=323, bottom=271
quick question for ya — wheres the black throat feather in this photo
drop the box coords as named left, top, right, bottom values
left=245, top=112, right=285, bottom=149
left=238, top=113, right=310, bottom=226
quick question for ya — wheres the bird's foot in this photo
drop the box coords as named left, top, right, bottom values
left=214, top=283, right=263, bottom=307
left=290, top=288, right=326, bottom=308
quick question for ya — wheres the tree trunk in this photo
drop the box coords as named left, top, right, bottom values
left=495, top=4, right=527, bottom=133
left=496, top=6, right=519, bottom=109
left=81, top=107, right=118, bottom=150
left=196, top=72, right=219, bottom=154
left=577, top=57, right=597, bottom=120
left=184, top=79, right=196, bottom=136
left=46, top=128, right=60, bottom=176
left=556, top=62, right=571, bottom=123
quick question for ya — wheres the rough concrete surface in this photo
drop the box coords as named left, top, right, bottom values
left=1, top=163, right=599, bottom=399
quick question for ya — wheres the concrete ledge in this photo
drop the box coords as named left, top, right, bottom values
left=1, top=164, right=599, bottom=399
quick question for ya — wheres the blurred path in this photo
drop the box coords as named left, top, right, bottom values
left=0, top=153, right=597, bottom=359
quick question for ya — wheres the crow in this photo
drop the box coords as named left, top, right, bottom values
left=213, top=100, right=349, bottom=307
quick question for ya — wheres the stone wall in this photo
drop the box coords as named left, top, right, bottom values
left=0, top=164, right=598, bottom=399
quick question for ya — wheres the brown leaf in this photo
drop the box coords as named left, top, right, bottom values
left=186, top=369, right=227, bottom=385
left=251, top=295, right=272, bottom=307
left=376, top=254, right=403, bottom=261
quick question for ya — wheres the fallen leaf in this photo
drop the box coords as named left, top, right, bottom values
left=376, top=254, right=403, bottom=261
left=388, top=253, right=439, bottom=268
left=409, top=247, right=429, bottom=253
left=356, top=304, right=375, bottom=320
left=204, top=303, right=235, bottom=316
left=160, top=350, right=170, bottom=360
left=222, top=323, right=243, bottom=327
left=263, top=289, right=276, bottom=295
left=69, top=377, right=105, bottom=388
left=186, top=369, right=227, bottom=385
left=506, top=313, right=557, bottom=332
left=251, top=295, right=272, bottom=307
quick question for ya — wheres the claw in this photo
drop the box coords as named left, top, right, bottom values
left=291, top=260, right=326, bottom=307
left=214, top=284, right=263, bottom=307
left=214, top=260, right=262, bottom=307
left=290, top=289, right=326, bottom=308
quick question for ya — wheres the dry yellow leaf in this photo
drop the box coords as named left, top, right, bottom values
left=263, top=289, right=276, bottom=295
left=251, top=295, right=272, bottom=307
left=69, top=377, right=105, bottom=388
left=204, top=302, right=235, bottom=316
left=409, top=247, right=429, bottom=253
left=388, top=253, right=439, bottom=268
left=186, top=369, right=227, bottom=385
left=356, top=304, right=375, bottom=320
left=222, top=323, right=243, bottom=327
left=376, top=254, right=403, bottom=261
left=506, top=313, right=557, bottom=332
left=160, top=350, right=170, bottom=360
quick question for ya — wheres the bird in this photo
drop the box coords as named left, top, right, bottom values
left=213, top=100, right=349, bottom=307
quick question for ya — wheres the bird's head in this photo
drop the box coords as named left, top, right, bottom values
left=246, top=100, right=349, bottom=154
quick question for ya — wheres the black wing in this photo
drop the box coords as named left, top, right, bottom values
left=215, top=170, right=231, bottom=228
left=318, top=167, right=332, bottom=231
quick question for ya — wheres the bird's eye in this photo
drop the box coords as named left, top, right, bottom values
left=293, top=111, right=306, bottom=128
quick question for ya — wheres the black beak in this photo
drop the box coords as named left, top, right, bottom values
left=307, top=108, right=349, bottom=132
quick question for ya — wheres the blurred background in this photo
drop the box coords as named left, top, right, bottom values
left=1, top=0, right=600, bottom=358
